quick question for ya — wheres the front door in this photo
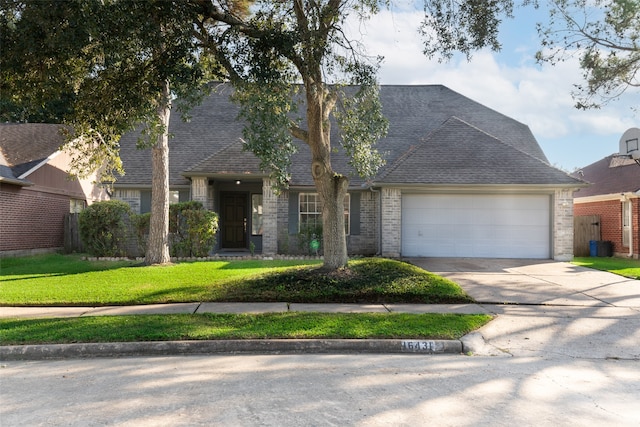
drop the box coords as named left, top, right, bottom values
left=221, top=192, right=247, bottom=249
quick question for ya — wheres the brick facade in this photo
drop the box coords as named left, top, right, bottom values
left=0, top=185, right=70, bottom=253
left=380, top=188, right=402, bottom=258
left=111, top=184, right=577, bottom=259
left=553, top=189, right=574, bottom=261
left=346, top=190, right=378, bottom=255
left=574, top=197, right=639, bottom=258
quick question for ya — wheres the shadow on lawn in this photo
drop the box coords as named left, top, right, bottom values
left=0, top=254, right=140, bottom=282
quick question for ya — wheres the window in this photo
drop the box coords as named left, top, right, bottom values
left=623, top=200, right=631, bottom=247
left=299, top=193, right=350, bottom=235
left=252, top=194, right=263, bottom=235
left=169, top=191, right=180, bottom=205
left=70, top=199, right=85, bottom=213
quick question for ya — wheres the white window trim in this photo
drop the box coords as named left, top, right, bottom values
left=299, top=193, right=350, bottom=235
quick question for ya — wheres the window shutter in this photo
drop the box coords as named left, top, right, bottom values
left=288, top=192, right=299, bottom=234
left=140, top=191, right=152, bottom=214
left=350, top=192, right=361, bottom=235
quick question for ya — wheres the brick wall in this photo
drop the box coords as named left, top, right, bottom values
left=553, top=189, right=574, bottom=261
left=1, top=185, right=70, bottom=253
left=380, top=188, right=401, bottom=257
left=347, top=190, right=378, bottom=255
left=574, top=199, right=623, bottom=254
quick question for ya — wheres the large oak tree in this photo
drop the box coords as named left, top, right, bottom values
left=2, top=0, right=520, bottom=270
left=200, top=0, right=518, bottom=270
left=0, top=0, right=232, bottom=264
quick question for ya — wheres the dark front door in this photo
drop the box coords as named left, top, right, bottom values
left=221, top=193, right=247, bottom=249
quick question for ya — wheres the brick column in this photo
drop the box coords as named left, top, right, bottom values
left=381, top=187, right=402, bottom=257
left=262, top=178, right=278, bottom=255
left=191, top=177, right=208, bottom=207
left=554, top=188, right=574, bottom=261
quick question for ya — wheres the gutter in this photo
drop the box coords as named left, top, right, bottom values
left=0, top=176, right=33, bottom=187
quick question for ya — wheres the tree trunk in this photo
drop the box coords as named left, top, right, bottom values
left=314, top=162, right=349, bottom=270
left=145, top=80, right=171, bottom=265
left=306, top=82, right=349, bottom=270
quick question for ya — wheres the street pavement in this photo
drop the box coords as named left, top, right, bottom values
left=2, top=258, right=640, bottom=426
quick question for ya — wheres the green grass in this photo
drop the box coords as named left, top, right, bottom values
left=0, top=254, right=484, bottom=344
left=572, top=257, right=640, bottom=279
left=0, top=254, right=473, bottom=306
left=0, top=312, right=492, bottom=345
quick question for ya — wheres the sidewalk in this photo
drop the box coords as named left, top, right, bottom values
left=0, top=302, right=491, bottom=318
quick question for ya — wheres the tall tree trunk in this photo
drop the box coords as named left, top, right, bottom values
left=314, top=162, right=349, bottom=270
left=306, top=82, right=349, bottom=270
left=145, top=79, right=171, bottom=265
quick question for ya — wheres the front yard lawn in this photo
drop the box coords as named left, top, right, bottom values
left=572, top=257, right=640, bottom=280
left=0, top=255, right=487, bottom=345
left=0, top=254, right=473, bottom=306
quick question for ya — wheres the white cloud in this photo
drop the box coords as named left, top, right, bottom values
left=344, top=7, right=639, bottom=169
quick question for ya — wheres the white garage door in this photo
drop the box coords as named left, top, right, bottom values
left=402, top=194, right=550, bottom=258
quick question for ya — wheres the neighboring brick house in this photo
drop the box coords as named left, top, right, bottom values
left=114, top=83, right=584, bottom=260
left=0, top=124, right=108, bottom=256
left=572, top=153, right=640, bottom=258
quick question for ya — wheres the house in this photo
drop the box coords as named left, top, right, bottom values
left=114, top=83, right=584, bottom=260
left=572, top=130, right=640, bottom=258
left=0, top=123, right=108, bottom=256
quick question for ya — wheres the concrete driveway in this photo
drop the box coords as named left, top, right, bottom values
left=408, top=258, right=640, bottom=359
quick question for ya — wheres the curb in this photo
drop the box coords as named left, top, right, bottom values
left=0, top=338, right=464, bottom=360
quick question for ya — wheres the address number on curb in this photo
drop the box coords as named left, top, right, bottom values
left=401, top=340, right=438, bottom=352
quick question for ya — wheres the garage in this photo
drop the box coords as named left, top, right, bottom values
left=401, top=194, right=551, bottom=258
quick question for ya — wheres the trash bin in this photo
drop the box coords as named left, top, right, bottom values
left=589, top=240, right=598, bottom=257
left=598, top=240, right=613, bottom=257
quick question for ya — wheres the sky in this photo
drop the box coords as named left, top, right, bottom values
left=344, top=2, right=639, bottom=172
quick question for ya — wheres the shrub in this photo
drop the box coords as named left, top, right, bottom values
left=79, top=200, right=133, bottom=257
left=131, top=212, right=151, bottom=255
left=169, top=202, right=219, bottom=257
left=298, top=221, right=323, bottom=255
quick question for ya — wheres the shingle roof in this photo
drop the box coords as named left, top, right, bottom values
left=381, top=117, right=580, bottom=185
left=115, top=83, right=580, bottom=189
left=572, top=155, right=640, bottom=197
left=186, top=139, right=264, bottom=177
left=0, top=123, right=65, bottom=181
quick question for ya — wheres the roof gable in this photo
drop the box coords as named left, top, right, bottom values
left=380, top=117, right=581, bottom=186
left=185, top=139, right=264, bottom=177
left=573, top=155, right=640, bottom=197
left=0, top=123, right=65, bottom=179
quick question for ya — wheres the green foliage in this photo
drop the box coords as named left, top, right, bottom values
left=132, top=212, right=151, bottom=255
left=169, top=202, right=219, bottom=257
left=298, top=221, right=323, bottom=254
left=420, top=0, right=515, bottom=61
left=231, top=81, right=299, bottom=189
left=79, top=200, right=133, bottom=257
left=335, top=64, right=389, bottom=179
left=572, top=257, right=640, bottom=280
left=537, top=0, right=640, bottom=108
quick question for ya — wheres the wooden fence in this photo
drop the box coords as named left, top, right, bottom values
left=64, top=213, right=84, bottom=253
left=574, top=215, right=601, bottom=257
